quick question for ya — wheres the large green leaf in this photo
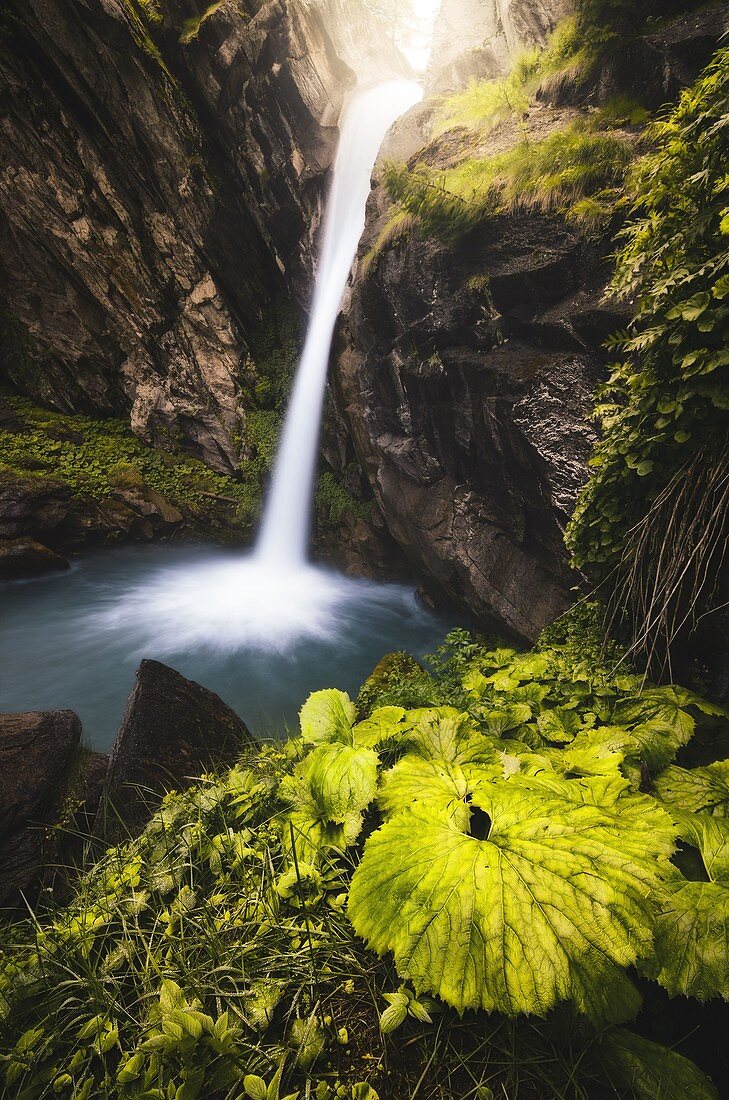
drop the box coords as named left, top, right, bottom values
left=593, top=1028, right=718, bottom=1100
left=400, top=710, right=494, bottom=764
left=348, top=776, right=675, bottom=1022
left=611, top=687, right=706, bottom=768
left=641, top=813, right=729, bottom=1001
left=644, top=876, right=729, bottom=1001
left=377, top=756, right=500, bottom=825
left=280, top=743, right=378, bottom=861
left=280, top=744, right=378, bottom=823
left=654, top=761, right=729, bottom=816
left=299, top=689, right=357, bottom=745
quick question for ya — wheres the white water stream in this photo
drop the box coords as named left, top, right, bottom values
left=64, top=79, right=427, bottom=657
left=256, top=79, right=422, bottom=565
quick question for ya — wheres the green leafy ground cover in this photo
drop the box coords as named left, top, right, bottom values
left=0, top=392, right=263, bottom=529
left=2, top=625, right=727, bottom=1099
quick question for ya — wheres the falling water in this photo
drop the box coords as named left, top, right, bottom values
left=0, top=78, right=458, bottom=743
left=255, top=79, right=423, bottom=565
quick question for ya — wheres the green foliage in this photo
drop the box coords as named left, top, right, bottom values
left=1, top=633, right=727, bottom=1098
left=315, top=471, right=371, bottom=527
left=349, top=779, right=670, bottom=1023
left=383, top=118, right=633, bottom=241
left=566, top=49, right=729, bottom=664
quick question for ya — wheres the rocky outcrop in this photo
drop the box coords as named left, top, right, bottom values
left=98, top=659, right=255, bottom=837
left=0, top=537, right=70, bottom=579
left=0, top=473, right=194, bottom=556
left=0, top=0, right=401, bottom=474
left=333, top=176, right=625, bottom=642
left=0, top=709, right=82, bottom=906
left=428, top=0, right=572, bottom=91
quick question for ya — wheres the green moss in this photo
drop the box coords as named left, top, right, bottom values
left=0, top=392, right=262, bottom=527
left=179, top=0, right=229, bottom=45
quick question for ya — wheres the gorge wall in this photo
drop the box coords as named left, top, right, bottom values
left=0, top=0, right=397, bottom=473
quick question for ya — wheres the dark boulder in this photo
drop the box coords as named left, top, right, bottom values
left=0, top=537, right=70, bottom=579
left=0, top=709, right=82, bottom=906
left=98, top=660, right=255, bottom=838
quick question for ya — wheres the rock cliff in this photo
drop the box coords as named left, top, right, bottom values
left=330, top=4, right=729, bottom=641
left=0, top=0, right=401, bottom=473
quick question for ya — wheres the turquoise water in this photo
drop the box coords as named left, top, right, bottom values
left=0, top=544, right=455, bottom=751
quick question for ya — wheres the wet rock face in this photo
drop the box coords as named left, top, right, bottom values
left=334, top=214, right=623, bottom=643
left=0, top=0, right=350, bottom=473
left=0, top=709, right=82, bottom=906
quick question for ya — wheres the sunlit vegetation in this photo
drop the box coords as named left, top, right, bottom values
left=383, top=119, right=633, bottom=240
left=434, top=17, right=591, bottom=136
left=567, top=48, right=729, bottom=669
left=1, top=624, right=727, bottom=1098
left=179, top=1, right=229, bottom=45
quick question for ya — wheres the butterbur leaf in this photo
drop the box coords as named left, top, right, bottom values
left=654, top=761, right=729, bottom=816
left=349, top=777, right=675, bottom=1023
left=593, top=1028, right=718, bottom=1100
left=281, top=744, right=378, bottom=822
left=299, top=690, right=357, bottom=745
left=644, top=876, right=729, bottom=1001
left=402, top=710, right=491, bottom=764
left=536, top=707, right=583, bottom=744
left=352, top=706, right=406, bottom=748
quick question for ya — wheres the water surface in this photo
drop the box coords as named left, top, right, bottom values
left=0, top=544, right=455, bottom=750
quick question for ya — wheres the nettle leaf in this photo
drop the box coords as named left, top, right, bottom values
left=594, top=1028, right=718, bottom=1100
left=349, top=776, right=675, bottom=1023
left=299, top=689, right=357, bottom=745
left=352, top=706, right=406, bottom=749
left=641, top=813, right=729, bottom=1001
left=654, top=761, right=729, bottom=816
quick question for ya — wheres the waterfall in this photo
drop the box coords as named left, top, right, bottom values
left=255, top=79, right=423, bottom=567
